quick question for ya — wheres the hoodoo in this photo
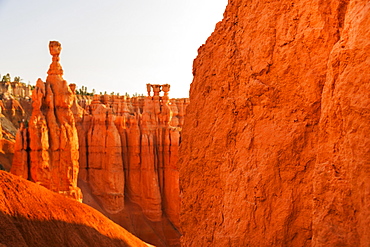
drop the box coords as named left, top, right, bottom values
left=179, top=0, right=370, bottom=246
left=76, top=84, right=187, bottom=246
left=10, top=41, right=188, bottom=246
left=11, top=41, right=82, bottom=202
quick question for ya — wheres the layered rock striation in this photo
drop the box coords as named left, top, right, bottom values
left=11, top=41, right=82, bottom=202
left=179, top=0, right=370, bottom=246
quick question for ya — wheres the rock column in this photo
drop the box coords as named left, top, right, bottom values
left=11, top=41, right=82, bottom=202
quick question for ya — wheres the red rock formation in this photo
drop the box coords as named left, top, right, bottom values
left=179, top=0, right=370, bottom=246
left=0, top=171, right=152, bottom=247
left=0, top=80, right=32, bottom=98
left=9, top=41, right=188, bottom=246
left=313, top=2, right=370, bottom=245
left=9, top=123, right=27, bottom=176
left=11, top=41, right=82, bottom=202
left=0, top=115, right=16, bottom=172
left=87, top=104, right=124, bottom=214
left=75, top=85, right=188, bottom=246
left=1, top=97, right=31, bottom=129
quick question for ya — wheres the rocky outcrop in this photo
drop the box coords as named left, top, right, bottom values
left=0, top=75, right=33, bottom=129
left=76, top=84, right=189, bottom=247
left=11, top=41, right=82, bottom=202
left=0, top=171, right=152, bottom=247
left=0, top=94, right=30, bottom=172
left=0, top=116, right=16, bottom=172
left=9, top=41, right=188, bottom=246
left=0, top=96, right=31, bottom=129
left=179, top=0, right=370, bottom=246
left=87, top=103, right=125, bottom=214
left=0, top=80, right=32, bottom=98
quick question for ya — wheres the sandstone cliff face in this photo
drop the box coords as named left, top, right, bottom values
left=179, top=0, right=370, bottom=246
left=0, top=171, right=152, bottom=247
left=11, top=41, right=82, bottom=202
left=76, top=85, right=188, bottom=247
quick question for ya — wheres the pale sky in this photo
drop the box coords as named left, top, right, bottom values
left=0, top=0, right=227, bottom=98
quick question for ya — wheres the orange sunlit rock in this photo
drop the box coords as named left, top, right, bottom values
left=87, top=104, right=124, bottom=214
left=0, top=171, right=152, bottom=247
left=9, top=41, right=188, bottom=246
left=179, top=0, right=370, bottom=246
left=11, top=41, right=82, bottom=202
left=75, top=84, right=188, bottom=246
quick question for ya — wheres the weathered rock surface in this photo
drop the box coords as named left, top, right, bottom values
left=0, top=171, right=152, bottom=247
left=0, top=80, right=32, bottom=98
left=11, top=41, right=82, bottom=202
left=0, top=90, right=32, bottom=172
left=0, top=96, right=31, bottom=129
left=179, top=0, right=370, bottom=246
left=87, top=103, right=124, bottom=214
left=76, top=85, right=188, bottom=246
left=0, top=117, right=15, bottom=172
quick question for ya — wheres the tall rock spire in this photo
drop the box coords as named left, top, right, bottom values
left=47, top=41, right=64, bottom=76
left=11, top=41, right=82, bottom=202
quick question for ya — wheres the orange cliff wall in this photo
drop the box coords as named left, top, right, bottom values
left=179, top=0, right=370, bottom=246
left=74, top=84, right=188, bottom=247
left=11, top=41, right=82, bottom=202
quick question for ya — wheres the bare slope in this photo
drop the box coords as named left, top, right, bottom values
left=0, top=171, right=152, bottom=247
